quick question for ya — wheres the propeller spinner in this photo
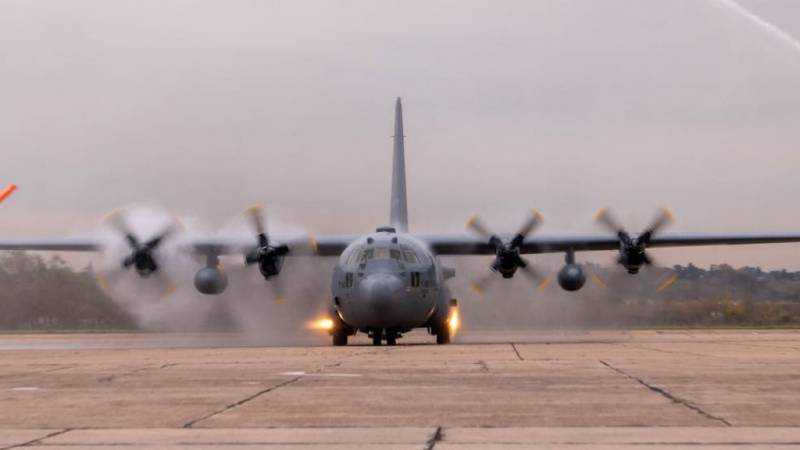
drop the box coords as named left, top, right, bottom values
left=106, top=210, right=178, bottom=277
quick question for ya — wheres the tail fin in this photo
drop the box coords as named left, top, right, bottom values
left=390, top=98, right=409, bottom=232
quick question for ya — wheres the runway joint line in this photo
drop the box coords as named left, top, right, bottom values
left=2, top=428, right=72, bottom=449
left=599, top=359, right=731, bottom=426
left=424, top=426, right=443, bottom=450
left=510, top=343, right=524, bottom=360
left=182, top=376, right=302, bottom=428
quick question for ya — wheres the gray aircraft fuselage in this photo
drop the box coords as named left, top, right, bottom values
left=330, top=228, right=450, bottom=334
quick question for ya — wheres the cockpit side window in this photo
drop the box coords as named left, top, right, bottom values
left=345, top=246, right=364, bottom=265
left=400, top=246, right=419, bottom=263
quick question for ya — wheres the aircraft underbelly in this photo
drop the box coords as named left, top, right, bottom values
left=337, top=289, right=435, bottom=330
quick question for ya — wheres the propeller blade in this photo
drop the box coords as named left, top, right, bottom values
left=594, top=208, right=624, bottom=234
left=289, top=234, right=319, bottom=256
left=517, top=261, right=548, bottom=289
left=271, top=278, right=287, bottom=304
left=122, top=255, right=136, bottom=268
left=148, top=270, right=176, bottom=299
left=641, top=251, right=655, bottom=266
left=245, top=205, right=267, bottom=236
left=143, top=223, right=178, bottom=251
left=516, top=210, right=543, bottom=240
left=105, top=210, right=139, bottom=248
left=536, top=277, right=551, bottom=290
left=646, top=208, right=674, bottom=235
left=244, top=249, right=260, bottom=265
left=656, top=272, right=678, bottom=292
left=465, top=214, right=495, bottom=241
left=590, top=272, right=608, bottom=289
left=469, top=271, right=497, bottom=295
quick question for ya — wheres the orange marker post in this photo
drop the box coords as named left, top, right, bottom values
left=0, top=184, right=17, bottom=203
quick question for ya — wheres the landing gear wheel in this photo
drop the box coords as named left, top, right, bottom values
left=332, top=332, right=348, bottom=346
left=386, top=331, right=397, bottom=346
left=372, top=332, right=382, bottom=346
left=436, top=326, right=451, bottom=345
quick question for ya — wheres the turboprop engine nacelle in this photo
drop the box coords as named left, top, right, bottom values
left=194, top=267, right=228, bottom=295
left=558, top=263, right=586, bottom=292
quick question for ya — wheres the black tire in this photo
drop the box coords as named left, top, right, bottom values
left=332, top=332, right=348, bottom=346
left=436, top=326, right=450, bottom=345
left=372, top=332, right=382, bottom=346
left=386, top=331, right=397, bottom=346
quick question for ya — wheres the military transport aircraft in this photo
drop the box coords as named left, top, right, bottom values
left=2, top=100, right=800, bottom=346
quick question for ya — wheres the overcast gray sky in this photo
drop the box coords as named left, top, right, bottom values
left=1, top=0, right=800, bottom=269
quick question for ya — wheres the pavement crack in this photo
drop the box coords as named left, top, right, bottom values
left=613, top=342, right=714, bottom=358
left=475, top=360, right=489, bottom=372
left=98, top=362, right=177, bottom=383
left=2, top=428, right=72, bottom=449
left=510, top=343, right=524, bottom=361
left=182, top=376, right=302, bottom=428
left=424, top=426, right=443, bottom=450
left=599, top=360, right=731, bottom=426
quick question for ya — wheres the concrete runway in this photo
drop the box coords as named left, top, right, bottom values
left=0, top=329, right=800, bottom=449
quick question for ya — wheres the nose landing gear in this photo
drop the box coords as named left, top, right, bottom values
left=369, top=329, right=400, bottom=346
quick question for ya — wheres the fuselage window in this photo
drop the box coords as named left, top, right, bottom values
left=389, top=249, right=402, bottom=261
left=410, top=271, right=421, bottom=287
left=345, top=272, right=353, bottom=288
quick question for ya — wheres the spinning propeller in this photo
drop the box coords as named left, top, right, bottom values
left=106, top=210, right=179, bottom=277
left=243, top=206, right=290, bottom=303
left=594, top=208, right=674, bottom=275
left=466, top=211, right=549, bottom=293
left=96, top=208, right=182, bottom=299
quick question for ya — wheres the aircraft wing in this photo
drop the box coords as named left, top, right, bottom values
left=0, top=239, right=101, bottom=252
left=0, top=234, right=359, bottom=257
left=190, top=234, right=358, bottom=257
left=419, top=232, right=800, bottom=255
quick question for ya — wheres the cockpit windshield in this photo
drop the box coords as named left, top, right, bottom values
left=347, top=245, right=420, bottom=265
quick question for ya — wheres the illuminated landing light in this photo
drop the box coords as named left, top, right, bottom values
left=447, top=306, right=461, bottom=336
left=308, top=318, right=335, bottom=331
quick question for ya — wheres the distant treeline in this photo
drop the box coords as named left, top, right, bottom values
left=3, top=251, right=800, bottom=330
left=0, top=252, right=135, bottom=330
left=580, top=263, right=800, bottom=327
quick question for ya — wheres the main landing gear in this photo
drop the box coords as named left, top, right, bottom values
left=330, top=315, right=355, bottom=346
left=435, top=325, right=450, bottom=345
left=429, top=298, right=457, bottom=345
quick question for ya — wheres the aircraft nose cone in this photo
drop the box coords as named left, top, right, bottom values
left=358, top=274, right=405, bottom=315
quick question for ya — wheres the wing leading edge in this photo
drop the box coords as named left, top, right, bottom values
left=419, top=232, right=800, bottom=256
left=0, top=234, right=359, bottom=257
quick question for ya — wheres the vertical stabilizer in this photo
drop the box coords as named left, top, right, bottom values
left=390, top=98, right=409, bottom=232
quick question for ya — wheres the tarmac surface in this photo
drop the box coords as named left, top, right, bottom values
left=0, top=329, right=799, bottom=448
